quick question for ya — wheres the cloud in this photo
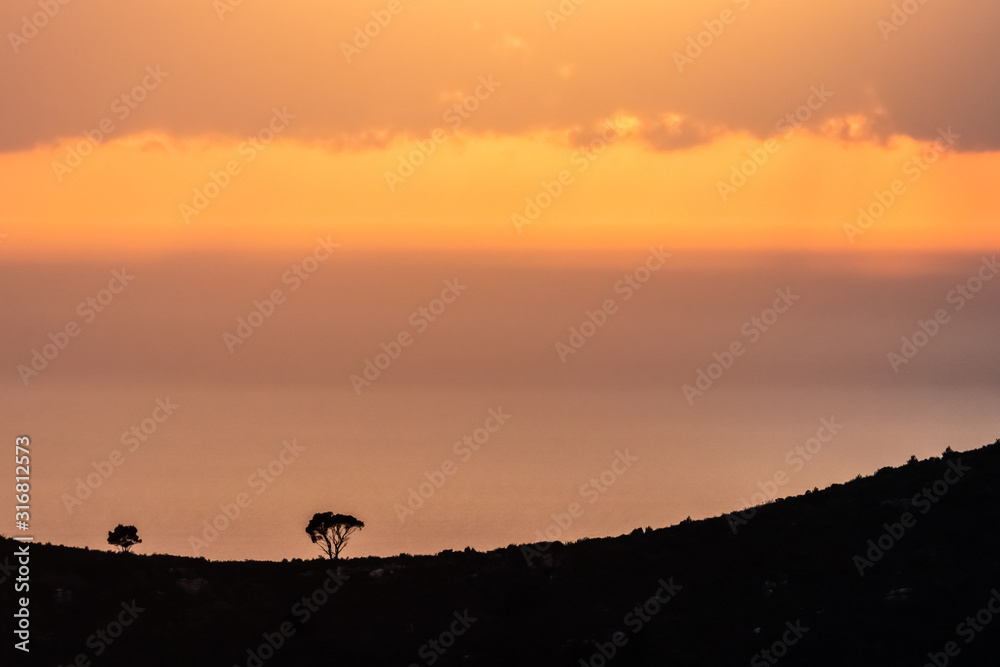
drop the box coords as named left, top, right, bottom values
left=638, top=114, right=721, bottom=152
left=1, top=0, right=998, bottom=152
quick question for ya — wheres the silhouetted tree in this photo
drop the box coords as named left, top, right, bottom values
left=107, top=524, right=142, bottom=553
left=306, top=512, right=364, bottom=560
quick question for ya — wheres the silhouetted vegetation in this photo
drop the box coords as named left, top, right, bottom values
left=5, top=438, right=1000, bottom=666
left=106, top=524, right=141, bottom=553
left=305, top=512, right=364, bottom=560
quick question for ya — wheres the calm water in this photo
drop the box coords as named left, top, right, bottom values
left=3, top=251, right=998, bottom=560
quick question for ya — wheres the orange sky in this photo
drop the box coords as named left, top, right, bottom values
left=1, top=128, right=998, bottom=255
left=2, top=0, right=998, bottom=256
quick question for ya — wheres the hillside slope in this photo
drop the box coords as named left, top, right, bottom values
left=4, top=438, right=1000, bottom=666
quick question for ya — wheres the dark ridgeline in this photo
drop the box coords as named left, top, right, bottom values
left=4, top=438, right=1000, bottom=667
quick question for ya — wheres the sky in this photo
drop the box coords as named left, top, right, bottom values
left=1, top=0, right=998, bottom=560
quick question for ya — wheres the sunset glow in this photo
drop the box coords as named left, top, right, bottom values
left=2, top=0, right=998, bottom=566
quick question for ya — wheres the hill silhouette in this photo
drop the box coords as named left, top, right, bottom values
left=4, top=438, right=1000, bottom=666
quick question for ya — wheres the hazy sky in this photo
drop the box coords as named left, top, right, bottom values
left=1, top=1, right=998, bottom=560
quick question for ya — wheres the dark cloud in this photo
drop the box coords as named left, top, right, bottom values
left=1, top=0, right=997, bottom=152
left=638, top=117, right=720, bottom=152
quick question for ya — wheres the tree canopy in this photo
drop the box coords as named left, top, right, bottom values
left=305, top=512, right=364, bottom=560
left=107, top=524, right=142, bottom=553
